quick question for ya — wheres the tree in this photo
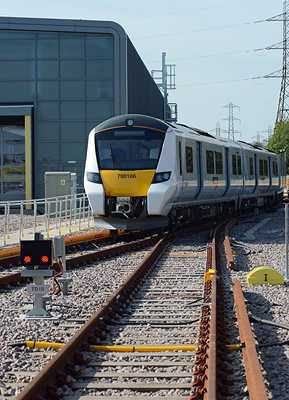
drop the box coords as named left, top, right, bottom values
left=266, top=119, right=289, bottom=152
left=264, top=119, right=289, bottom=173
left=251, top=140, right=267, bottom=147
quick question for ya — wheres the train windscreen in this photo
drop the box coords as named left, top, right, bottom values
left=95, top=128, right=165, bottom=170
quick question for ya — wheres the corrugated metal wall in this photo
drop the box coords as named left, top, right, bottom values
left=127, top=38, right=164, bottom=119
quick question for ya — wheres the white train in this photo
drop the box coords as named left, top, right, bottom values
left=84, top=114, right=285, bottom=231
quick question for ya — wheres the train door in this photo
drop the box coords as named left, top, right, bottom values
left=253, top=153, right=258, bottom=193
left=268, top=156, right=272, bottom=192
left=178, top=139, right=184, bottom=198
left=195, top=141, right=203, bottom=198
left=173, top=136, right=184, bottom=202
left=223, top=147, right=230, bottom=196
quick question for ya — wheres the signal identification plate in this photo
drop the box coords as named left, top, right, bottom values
left=27, top=284, right=50, bottom=294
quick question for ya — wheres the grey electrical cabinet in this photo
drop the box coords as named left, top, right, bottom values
left=44, top=172, right=77, bottom=214
left=45, top=172, right=77, bottom=198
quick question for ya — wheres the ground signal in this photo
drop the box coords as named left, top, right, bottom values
left=20, top=240, right=53, bottom=267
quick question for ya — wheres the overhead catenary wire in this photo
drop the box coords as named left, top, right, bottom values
left=133, top=20, right=267, bottom=41
left=119, top=0, right=270, bottom=22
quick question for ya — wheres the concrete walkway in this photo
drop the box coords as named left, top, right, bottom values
left=0, top=218, right=95, bottom=248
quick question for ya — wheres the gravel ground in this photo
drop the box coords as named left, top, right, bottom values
left=58, top=231, right=208, bottom=398
left=0, top=248, right=151, bottom=398
left=221, top=203, right=289, bottom=399
left=1, top=206, right=289, bottom=399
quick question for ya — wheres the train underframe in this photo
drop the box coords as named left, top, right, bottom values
left=169, top=191, right=281, bottom=227
left=95, top=191, right=282, bottom=234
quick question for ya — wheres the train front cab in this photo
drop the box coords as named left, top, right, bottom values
left=85, top=115, right=172, bottom=230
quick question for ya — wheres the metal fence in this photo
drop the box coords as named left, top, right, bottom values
left=0, top=193, right=94, bottom=246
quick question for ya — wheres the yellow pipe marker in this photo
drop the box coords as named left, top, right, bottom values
left=26, top=341, right=242, bottom=352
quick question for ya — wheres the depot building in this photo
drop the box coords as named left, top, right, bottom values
left=0, top=17, right=164, bottom=201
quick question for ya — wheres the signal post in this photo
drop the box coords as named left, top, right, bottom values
left=20, top=234, right=57, bottom=319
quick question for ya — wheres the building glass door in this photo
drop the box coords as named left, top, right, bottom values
left=0, top=119, right=25, bottom=200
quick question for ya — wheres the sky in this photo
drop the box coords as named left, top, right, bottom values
left=0, top=0, right=285, bottom=144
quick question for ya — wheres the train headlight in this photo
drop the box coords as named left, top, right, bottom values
left=152, top=171, right=171, bottom=183
left=87, top=172, right=102, bottom=184
left=126, top=118, right=134, bottom=126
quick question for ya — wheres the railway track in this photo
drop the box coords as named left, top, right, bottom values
left=0, top=230, right=158, bottom=290
left=2, top=219, right=270, bottom=400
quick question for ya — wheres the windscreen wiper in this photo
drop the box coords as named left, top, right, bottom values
left=109, top=144, right=122, bottom=169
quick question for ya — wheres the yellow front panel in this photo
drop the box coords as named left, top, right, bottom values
left=100, top=170, right=155, bottom=196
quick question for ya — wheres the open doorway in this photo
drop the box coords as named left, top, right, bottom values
left=0, top=116, right=26, bottom=201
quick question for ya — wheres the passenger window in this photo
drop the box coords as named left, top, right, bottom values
left=249, top=157, right=253, bottom=176
left=237, top=155, right=242, bottom=175
left=273, top=160, right=279, bottom=177
left=206, top=150, right=214, bottom=174
left=259, top=159, right=264, bottom=176
left=215, top=152, right=223, bottom=174
left=232, top=154, right=237, bottom=175
left=186, top=146, right=193, bottom=173
left=264, top=160, right=268, bottom=176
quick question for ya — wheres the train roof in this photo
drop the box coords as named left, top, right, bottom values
left=237, top=140, right=277, bottom=155
left=90, top=115, right=278, bottom=158
left=167, top=122, right=216, bottom=139
left=92, top=114, right=169, bottom=134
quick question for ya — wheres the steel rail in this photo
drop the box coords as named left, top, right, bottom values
left=0, top=229, right=140, bottom=260
left=203, top=223, right=221, bottom=400
left=0, top=235, right=159, bottom=289
left=204, top=274, right=217, bottom=400
left=15, top=236, right=167, bottom=400
left=224, top=219, right=237, bottom=269
left=232, top=279, right=268, bottom=400
left=0, top=221, right=216, bottom=289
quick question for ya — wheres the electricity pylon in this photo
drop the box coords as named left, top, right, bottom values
left=265, top=1, right=289, bottom=122
left=222, top=102, right=241, bottom=140
left=210, top=121, right=226, bottom=137
left=262, top=124, right=273, bottom=139
left=253, top=131, right=265, bottom=144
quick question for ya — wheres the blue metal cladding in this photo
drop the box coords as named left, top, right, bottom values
left=127, top=38, right=164, bottom=119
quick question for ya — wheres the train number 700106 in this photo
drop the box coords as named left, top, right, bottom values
left=117, top=174, right=136, bottom=179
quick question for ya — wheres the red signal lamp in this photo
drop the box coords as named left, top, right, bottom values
left=20, top=240, right=53, bottom=268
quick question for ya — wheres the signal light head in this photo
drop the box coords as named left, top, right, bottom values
left=20, top=240, right=53, bottom=268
